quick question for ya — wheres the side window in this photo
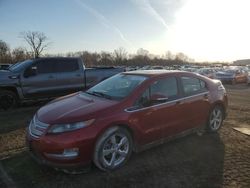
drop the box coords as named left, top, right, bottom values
left=36, top=59, right=56, bottom=74
left=55, top=59, right=79, bottom=73
left=181, top=76, right=207, bottom=95
left=134, top=77, right=178, bottom=109
left=151, top=77, right=178, bottom=98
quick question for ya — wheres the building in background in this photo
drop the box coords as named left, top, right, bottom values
left=234, top=59, right=250, bottom=66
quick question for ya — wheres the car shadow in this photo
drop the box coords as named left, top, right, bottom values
left=1, top=132, right=225, bottom=188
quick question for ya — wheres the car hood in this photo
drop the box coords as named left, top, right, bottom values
left=37, top=92, right=120, bottom=124
left=0, top=70, right=11, bottom=79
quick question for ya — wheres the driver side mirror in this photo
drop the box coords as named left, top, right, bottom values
left=24, top=66, right=37, bottom=77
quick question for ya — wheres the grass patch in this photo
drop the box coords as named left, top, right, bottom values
left=0, top=107, right=38, bottom=134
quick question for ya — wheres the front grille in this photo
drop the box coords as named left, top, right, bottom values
left=29, top=116, right=49, bottom=138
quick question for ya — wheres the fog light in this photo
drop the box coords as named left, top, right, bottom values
left=44, top=148, right=79, bottom=159
left=63, top=148, right=79, bottom=158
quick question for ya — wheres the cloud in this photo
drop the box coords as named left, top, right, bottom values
left=131, top=0, right=169, bottom=29
left=74, top=0, right=133, bottom=47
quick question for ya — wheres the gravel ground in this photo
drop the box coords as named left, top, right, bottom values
left=0, top=84, right=249, bottom=188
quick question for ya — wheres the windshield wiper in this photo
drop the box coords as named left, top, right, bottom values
left=86, top=91, right=112, bottom=100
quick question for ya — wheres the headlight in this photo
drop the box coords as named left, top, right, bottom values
left=48, top=119, right=95, bottom=134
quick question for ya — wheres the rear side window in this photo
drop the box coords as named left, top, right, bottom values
left=151, top=77, right=178, bottom=98
left=55, top=59, right=79, bottom=72
left=181, top=76, right=207, bottom=95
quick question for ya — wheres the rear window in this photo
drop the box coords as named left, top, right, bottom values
left=181, top=77, right=207, bottom=95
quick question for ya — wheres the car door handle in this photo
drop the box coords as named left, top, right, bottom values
left=176, top=100, right=182, bottom=105
left=203, top=94, right=209, bottom=100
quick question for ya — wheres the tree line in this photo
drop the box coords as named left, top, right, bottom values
left=0, top=31, right=193, bottom=67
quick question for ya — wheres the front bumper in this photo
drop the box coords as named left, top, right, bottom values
left=26, top=128, right=94, bottom=169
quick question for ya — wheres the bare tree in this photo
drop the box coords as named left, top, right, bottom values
left=137, top=48, right=149, bottom=57
left=0, top=40, right=10, bottom=56
left=100, top=51, right=113, bottom=65
left=175, top=52, right=190, bottom=62
left=0, top=40, right=12, bottom=63
left=113, top=47, right=127, bottom=64
left=20, top=31, right=50, bottom=58
left=12, top=47, right=30, bottom=63
left=165, top=50, right=175, bottom=60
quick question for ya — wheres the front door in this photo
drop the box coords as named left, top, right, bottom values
left=21, top=59, right=59, bottom=99
left=127, top=76, right=183, bottom=145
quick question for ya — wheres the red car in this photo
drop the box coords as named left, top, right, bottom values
left=27, top=70, right=228, bottom=172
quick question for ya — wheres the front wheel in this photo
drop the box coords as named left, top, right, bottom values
left=207, top=106, right=224, bottom=132
left=0, top=90, right=18, bottom=110
left=93, top=127, right=133, bottom=171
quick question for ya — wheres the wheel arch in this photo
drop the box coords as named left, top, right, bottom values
left=94, top=122, right=138, bottom=153
left=211, top=101, right=226, bottom=119
left=0, top=86, right=20, bottom=99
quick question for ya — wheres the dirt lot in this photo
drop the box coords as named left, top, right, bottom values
left=0, top=85, right=249, bottom=188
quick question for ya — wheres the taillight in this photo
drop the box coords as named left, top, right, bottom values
left=218, top=85, right=225, bottom=90
left=217, top=81, right=225, bottom=91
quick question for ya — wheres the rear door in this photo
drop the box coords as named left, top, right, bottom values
left=55, top=58, right=85, bottom=95
left=179, top=76, right=210, bottom=130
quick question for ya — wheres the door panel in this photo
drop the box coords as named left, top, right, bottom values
left=21, top=59, right=59, bottom=98
left=179, top=76, right=211, bottom=130
left=127, top=76, right=183, bottom=145
left=179, top=92, right=210, bottom=130
left=55, top=59, right=84, bottom=95
left=21, top=73, right=59, bottom=98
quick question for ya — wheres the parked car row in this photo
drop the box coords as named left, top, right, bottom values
left=169, top=65, right=249, bottom=85
left=126, top=65, right=250, bottom=85
left=214, top=67, right=248, bottom=85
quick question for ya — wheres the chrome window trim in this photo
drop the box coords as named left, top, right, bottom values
left=124, top=91, right=209, bottom=113
left=44, top=152, right=78, bottom=160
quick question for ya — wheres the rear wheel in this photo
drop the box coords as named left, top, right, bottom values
left=0, top=90, right=18, bottom=110
left=94, top=127, right=133, bottom=171
left=207, top=106, right=224, bottom=132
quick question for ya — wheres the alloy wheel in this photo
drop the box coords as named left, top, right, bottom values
left=102, top=133, right=129, bottom=168
left=209, top=107, right=223, bottom=131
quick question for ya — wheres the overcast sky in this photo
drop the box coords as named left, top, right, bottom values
left=1, top=0, right=250, bottom=62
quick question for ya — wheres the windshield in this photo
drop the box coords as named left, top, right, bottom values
left=9, top=60, right=33, bottom=72
left=85, top=74, right=147, bottom=100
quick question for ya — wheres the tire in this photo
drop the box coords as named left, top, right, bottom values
left=0, top=90, right=18, bottom=110
left=93, top=126, right=133, bottom=171
left=207, top=106, right=224, bottom=132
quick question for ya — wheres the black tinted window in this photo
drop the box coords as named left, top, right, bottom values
left=55, top=59, right=79, bottom=72
left=181, top=77, right=207, bottom=95
left=36, top=59, right=55, bottom=74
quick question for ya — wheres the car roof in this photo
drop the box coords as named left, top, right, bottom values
left=31, top=57, right=79, bottom=61
left=123, top=70, right=186, bottom=77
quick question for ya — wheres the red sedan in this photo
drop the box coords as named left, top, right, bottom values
left=27, top=70, right=228, bottom=172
